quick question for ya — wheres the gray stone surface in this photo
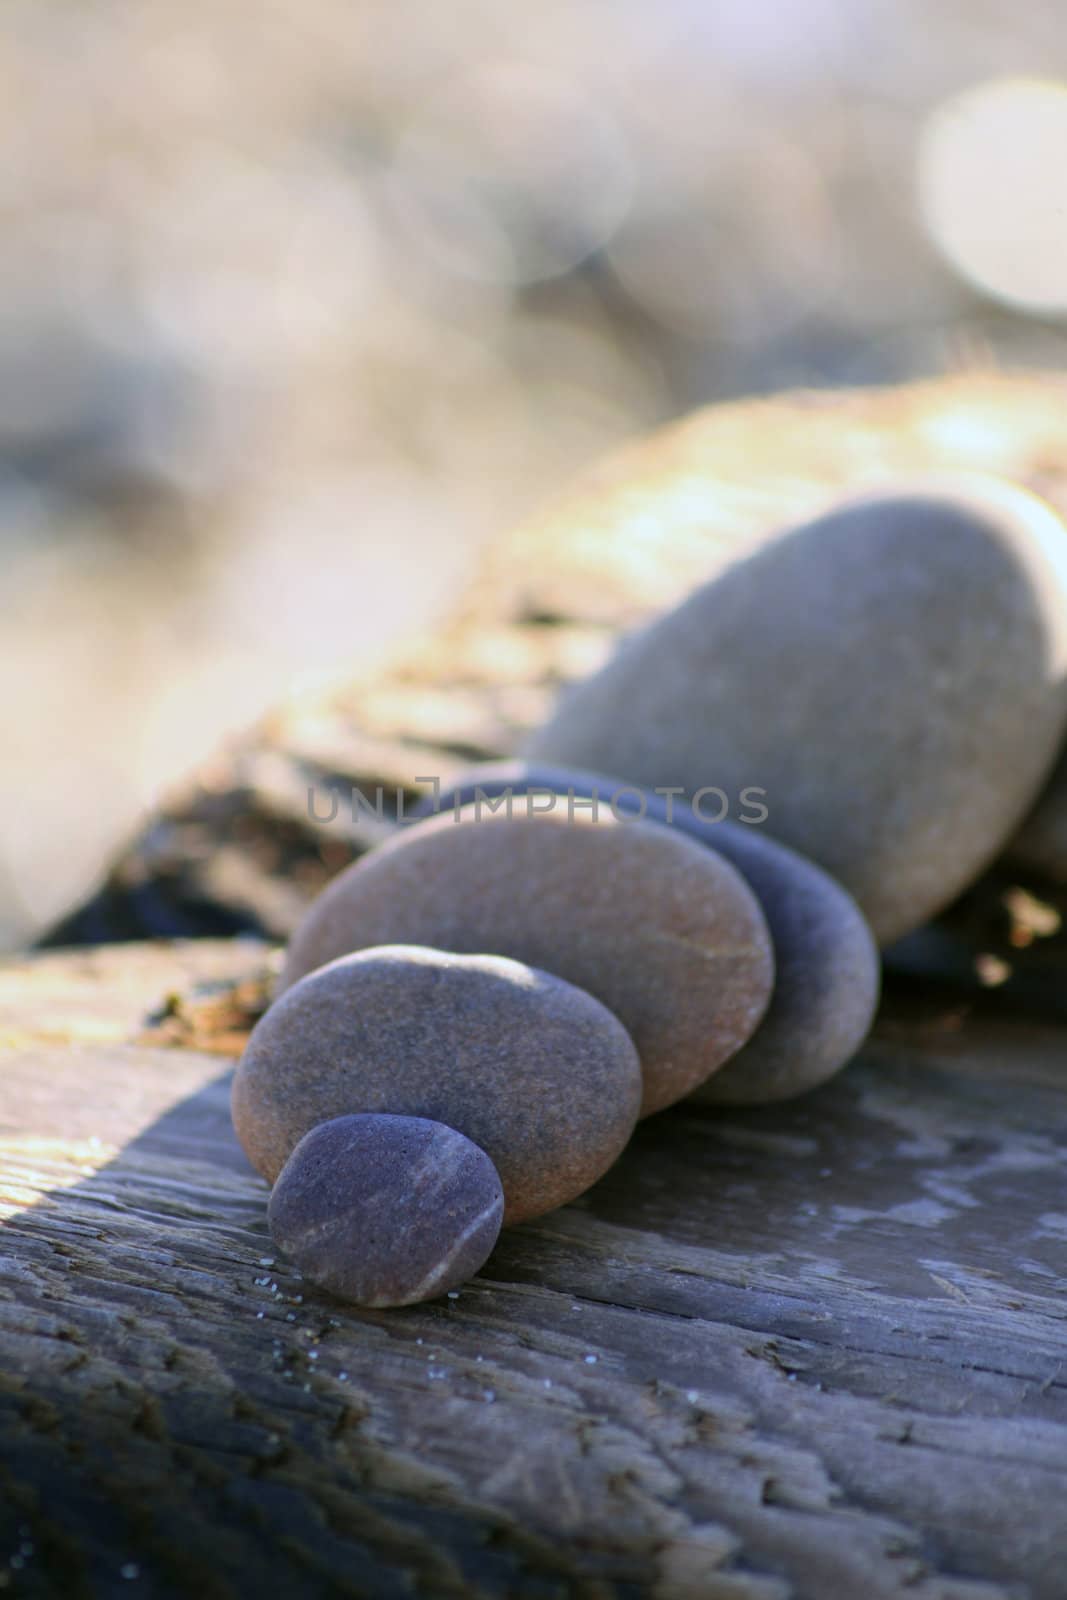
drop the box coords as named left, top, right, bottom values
left=267, top=1113, right=504, bottom=1307
left=420, top=763, right=881, bottom=1103
left=233, top=944, right=642, bottom=1223
left=526, top=479, right=1067, bottom=944
left=280, top=806, right=775, bottom=1115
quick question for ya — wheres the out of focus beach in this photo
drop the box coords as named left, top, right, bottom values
left=3, top=0, right=1067, bottom=945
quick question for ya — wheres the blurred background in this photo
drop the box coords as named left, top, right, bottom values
left=3, top=0, right=1067, bottom=949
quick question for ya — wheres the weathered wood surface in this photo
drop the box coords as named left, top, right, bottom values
left=8, top=373, right=1067, bottom=1597
left=2, top=941, right=1067, bottom=1599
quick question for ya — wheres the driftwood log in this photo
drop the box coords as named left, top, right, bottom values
left=6, top=373, right=1067, bottom=1597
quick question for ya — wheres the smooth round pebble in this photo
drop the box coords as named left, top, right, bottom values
left=526, top=478, right=1067, bottom=945
left=420, top=762, right=880, bottom=1103
left=279, top=807, right=775, bottom=1115
left=684, top=818, right=880, bottom=1103
left=234, top=945, right=642, bottom=1223
left=267, top=1114, right=504, bottom=1307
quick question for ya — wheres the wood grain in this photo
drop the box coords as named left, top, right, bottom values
left=12, top=374, right=1067, bottom=1596
left=2, top=940, right=1067, bottom=1597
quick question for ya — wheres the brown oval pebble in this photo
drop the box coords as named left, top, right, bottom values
left=280, top=806, right=775, bottom=1116
left=234, top=945, right=642, bottom=1223
left=267, top=1113, right=504, bottom=1307
left=420, top=762, right=880, bottom=1104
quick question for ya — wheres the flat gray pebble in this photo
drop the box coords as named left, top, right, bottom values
left=421, top=762, right=880, bottom=1103
left=280, top=806, right=774, bottom=1116
left=234, top=945, right=642, bottom=1223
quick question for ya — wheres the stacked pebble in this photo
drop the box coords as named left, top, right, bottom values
left=235, top=945, right=642, bottom=1222
left=279, top=804, right=776, bottom=1116
left=232, top=476, right=1067, bottom=1307
left=413, top=765, right=881, bottom=1106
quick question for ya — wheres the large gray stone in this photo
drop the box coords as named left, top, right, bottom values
left=526, top=479, right=1067, bottom=944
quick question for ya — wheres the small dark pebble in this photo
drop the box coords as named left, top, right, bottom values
left=268, top=1113, right=504, bottom=1307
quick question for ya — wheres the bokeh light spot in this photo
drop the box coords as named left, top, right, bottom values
left=918, top=76, right=1067, bottom=315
